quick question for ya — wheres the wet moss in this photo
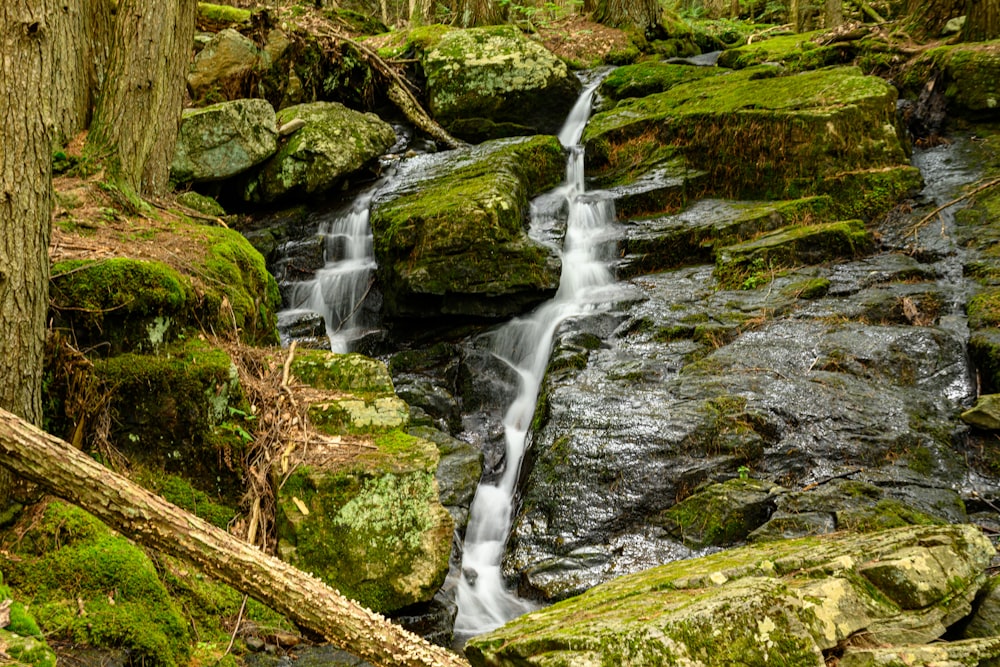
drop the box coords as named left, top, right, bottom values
left=599, top=62, right=724, bottom=104
left=291, top=350, right=396, bottom=397
left=717, top=30, right=856, bottom=71
left=836, top=499, right=942, bottom=533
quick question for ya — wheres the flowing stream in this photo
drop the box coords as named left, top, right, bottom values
left=278, top=180, right=385, bottom=353
left=453, top=72, right=617, bottom=638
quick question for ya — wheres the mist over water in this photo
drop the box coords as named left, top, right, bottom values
left=454, top=72, right=617, bottom=638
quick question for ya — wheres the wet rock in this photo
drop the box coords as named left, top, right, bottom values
left=658, top=478, right=781, bottom=548
left=468, top=525, right=994, bottom=666
left=420, top=26, right=581, bottom=142
left=714, top=220, right=874, bottom=289
left=841, top=637, right=1000, bottom=667
left=278, top=309, right=326, bottom=339
left=370, top=136, right=565, bottom=321
left=245, top=102, right=397, bottom=203
left=172, top=98, right=278, bottom=183
left=962, top=576, right=1000, bottom=638
left=408, top=425, right=482, bottom=525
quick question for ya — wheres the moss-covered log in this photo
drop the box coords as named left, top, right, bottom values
left=0, top=407, right=469, bottom=667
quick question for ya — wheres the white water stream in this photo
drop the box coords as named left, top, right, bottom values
left=280, top=184, right=382, bottom=353
left=454, top=73, right=617, bottom=638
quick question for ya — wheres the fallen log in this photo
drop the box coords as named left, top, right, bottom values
left=0, top=407, right=470, bottom=667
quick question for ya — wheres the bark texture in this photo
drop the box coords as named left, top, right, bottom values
left=964, top=0, right=1000, bottom=41
left=0, top=2, right=54, bottom=427
left=590, top=0, right=661, bottom=32
left=0, top=408, right=471, bottom=667
left=50, top=0, right=112, bottom=143
left=452, top=0, right=506, bottom=28
left=87, top=0, right=196, bottom=197
left=825, top=0, right=844, bottom=27
left=905, top=0, right=966, bottom=38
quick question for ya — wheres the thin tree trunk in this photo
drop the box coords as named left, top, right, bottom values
left=591, top=0, right=661, bottom=31
left=0, top=408, right=470, bottom=667
left=963, top=0, right=1000, bottom=41
left=905, top=0, right=965, bottom=38
left=87, top=0, right=196, bottom=198
left=454, top=0, right=506, bottom=27
left=825, top=0, right=843, bottom=27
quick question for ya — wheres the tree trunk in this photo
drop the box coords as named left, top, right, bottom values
left=87, top=0, right=195, bottom=198
left=50, top=0, right=112, bottom=144
left=825, top=0, right=843, bottom=27
left=0, top=4, right=54, bottom=426
left=591, top=0, right=661, bottom=32
left=905, top=0, right=966, bottom=38
left=0, top=408, right=470, bottom=667
left=453, top=0, right=506, bottom=27
left=963, top=0, right=1000, bottom=41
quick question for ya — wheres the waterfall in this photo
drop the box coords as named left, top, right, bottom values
left=279, top=184, right=382, bottom=353
left=454, top=72, right=617, bottom=638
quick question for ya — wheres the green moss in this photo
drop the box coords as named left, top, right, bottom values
left=717, top=30, right=856, bottom=71
left=968, top=289, right=1000, bottom=329
left=92, top=340, right=247, bottom=497
left=197, top=2, right=251, bottom=25
left=291, top=350, right=396, bottom=397
left=4, top=502, right=189, bottom=667
left=783, top=277, right=831, bottom=299
left=132, top=470, right=237, bottom=529
left=836, top=499, right=942, bottom=533
left=599, top=62, right=724, bottom=103
left=659, top=478, right=775, bottom=548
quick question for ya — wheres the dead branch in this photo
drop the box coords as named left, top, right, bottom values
left=908, top=176, right=1000, bottom=238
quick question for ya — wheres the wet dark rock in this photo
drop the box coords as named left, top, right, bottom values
left=277, top=309, right=326, bottom=339
left=391, top=594, right=458, bottom=647
left=657, top=478, right=781, bottom=548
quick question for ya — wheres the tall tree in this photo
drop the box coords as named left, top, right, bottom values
left=0, top=0, right=56, bottom=504
left=50, top=0, right=111, bottom=144
left=825, top=0, right=843, bottom=27
left=963, top=0, right=1000, bottom=40
left=452, top=0, right=507, bottom=27
left=588, top=0, right=662, bottom=33
left=86, top=0, right=196, bottom=199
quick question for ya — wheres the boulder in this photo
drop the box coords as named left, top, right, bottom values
left=467, top=524, right=995, bottom=666
left=274, top=351, right=454, bottom=614
left=962, top=394, right=1000, bottom=430
left=599, top=61, right=725, bottom=104
left=909, top=41, right=1000, bottom=118
left=657, top=478, right=780, bottom=548
left=716, top=29, right=857, bottom=71
left=369, top=135, right=566, bottom=320
left=244, top=102, right=397, bottom=203
left=583, top=66, right=911, bottom=204
left=420, top=25, right=581, bottom=142
left=188, top=28, right=264, bottom=102
left=171, top=98, right=278, bottom=183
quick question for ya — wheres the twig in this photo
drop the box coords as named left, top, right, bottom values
left=908, top=177, right=1000, bottom=239
left=223, top=594, right=249, bottom=658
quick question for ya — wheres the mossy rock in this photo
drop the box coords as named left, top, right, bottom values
left=176, top=190, right=226, bottom=217
left=714, top=219, right=873, bottom=289
left=583, top=66, right=909, bottom=202
left=811, top=166, right=923, bottom=221
left=197, top=2, right=252, bottom=29
left=598, top=62, right=726, bottom=104
left=244, top=102, right=397, bottom=203
left=91, top=340, right=248, bottom=498
left=969, top=330, right=1000, bottom=394
left=657, top=478, right=778, bottom=548
left=0, top=574, right=55, bottom=667
left=466, top=524, right=994, bottom=666
left=420, top=25, right=581, bottom=141
left=370, top=136, right=566, bottom=320
left=50, top=225, right=279, bottom=352
left=717, top=30, right=857, bottom=71
left=291, top=350, right=396, bottom=396
left=909, top=41, right=1000, bottom=118
left=2, top=502, right=190, bottom=667
left=132, top=470, right=238, bottom=529
left=275, top=430, right=453, bottom=613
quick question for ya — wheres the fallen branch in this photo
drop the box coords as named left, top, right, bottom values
left=908, top=176, right=1000, bottom=238
left=0, top=407, right=470, bottom=667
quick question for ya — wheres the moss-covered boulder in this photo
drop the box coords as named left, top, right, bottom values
left=583, top=66, right=910, bottom=203
left=598, top=61, right=725, bottom=104
left=717, top=30, right=857, bottom=71
left=188, top=28, right=263, bottom=103
left=275, top=351, right=454, bottom=614
left=244, top=102, right=396, bottom=203
left=0, top=575, right=56, bottom=667
left=466, top=524, right=994, bottom=666
left=2, top=502, right=191, bottom=667
left=90, top=340, right=249, bottom=498
left=49, top=223, right=280, bottom=351
left=908, top=41, right=1000, bottom=119
left=419, top=25, right=581, bottom=142
left=171, top=98, right=278, bottom=183
left=658, top=478, right=780, bottom=548
left=714, top=219, right=874, bottom=289
left=370, top=135, right=566, bottom=320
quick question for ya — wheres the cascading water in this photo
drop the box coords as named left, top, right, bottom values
left=279, top=182, right=383, bottom=353
left=454, top=72, right=617, bottom=638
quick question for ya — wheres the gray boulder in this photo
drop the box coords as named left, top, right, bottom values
left=421, top=26, right=581, bottom=142
left=171, top=98, right=277, bottom=183
left=188, top=28, right=264, bottom=102
left=244, top=102, right=397, bottom=203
